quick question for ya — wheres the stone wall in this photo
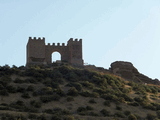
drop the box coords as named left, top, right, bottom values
left=26, top=37, right=84, bottom=66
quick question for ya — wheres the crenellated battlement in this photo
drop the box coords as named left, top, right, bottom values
left=68, top=38, right=82, bottom=45
left=68, top=38, right=82, bottom=42
left=29, top=37, right=45, bottom=41
left=46, top=43, right=66, bottom=46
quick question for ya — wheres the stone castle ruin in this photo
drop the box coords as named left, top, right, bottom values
left=26, top=37, right=84, bottom=66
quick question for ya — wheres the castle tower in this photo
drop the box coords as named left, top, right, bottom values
left=26, top=37, right=46, bottom=66
left=67, top=38, right=83, bottom=66
left=26, top=37, right=84, bottom=66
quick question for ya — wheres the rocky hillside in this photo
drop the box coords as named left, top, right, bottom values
left=0, top=63, right=160, bottom=120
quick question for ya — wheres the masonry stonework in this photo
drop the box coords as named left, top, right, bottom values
left=26, top=37, right=84, bottom=66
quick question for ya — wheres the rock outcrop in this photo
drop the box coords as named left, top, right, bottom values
left=110, top=61, right=160, bottom=85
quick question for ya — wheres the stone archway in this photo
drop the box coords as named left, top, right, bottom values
left=52, top=51, right=61, bottom=63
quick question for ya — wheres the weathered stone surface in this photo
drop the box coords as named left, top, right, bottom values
left=26, top=37, right=84, bottom=66
left=110, top=61, right=138, bottom=80
left=110, top=61, right=160, bottom=85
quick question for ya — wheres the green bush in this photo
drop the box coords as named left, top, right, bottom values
left=51, top=114, right=62, bottom=120
left=77, top=107, right=86, bottom=113
left=143, top=104, right=156, bottom=110
left=116, top=105, right=122, bottom=110
left=80, top=91, right=93, bottom=97
left=55, top=88, right=66, bottom=96
left=146, top=113, right=157, bottom=120
left=40, top=94, right=60, bottom=103
left=81, top=81, right=94, bottom=89
left=28, top=113, right=38, bottom=119
left=128, top=114, right=137, bottom=120
left=128, top=102, right=139, bottom=106
left=16, top=86, right=25, bottom=93
left=66, top=96, right=74, bottom=102
left=65, top=71, right=78, bottom=82
left=93, top=88, right=106, bottom=95
left=67, top=87, right=78, bottom=96
left=104, top=100, right=111, bottom=107
left=45, top=108, right=71, bottom=116
left=66, top=82, right=82, bottom=91
left=121, top=87, right=132, bottom=93
left=124, top=110, right=131, bottom=116
left=92, top=75, right=107, bottom=86
left=100, top=109, right=110, bottom=116
left=0, top=76, right=12, bottom=87
left=37, top=114, right=47, bottom=120
left=43, top=109, right=53, bottom=114
left=53, top=108, right=71, bottom=115
left=41, top=87, right=53, bottom=95
left=157, top=110, right=160, bottom=118
left=88, top=112, right=99, bottom=116
left=0, top=114, right=27, bottom=120
left=0, top=89, right=9, bottom=96
left=14, top=78, right=24, bottom=83
left=26, top=85, right=34, bottom=91
left=21, top=92, right=30, bottom=99
left=114, top=112, right=125, bottom=118
left=121, top=93, right=133, bottom=102
left=86, top=105, right=94, bottom=110
left=89, top=99, right=97, bottom=104
left=6, top=85, right=17, bottom=93
left=9, top=101, right=27, bottom=111
left=0, top=106, right=9, bottom=110
left=30, top=100, right=42, bottom=108
left=134, top=97, right=147, bottom=105
left=0, top=84, right=4, bottom=89
left=63, top=115, right=75, bottom=120
left=91, top=92, right=99, bottom=98
left=150, top=86, right=159, bottom=94
left=25, top=78, right=37, bottom=84
left=16, top=100, right=25, bottom=106
left=101, top=93, right=118, bottom=101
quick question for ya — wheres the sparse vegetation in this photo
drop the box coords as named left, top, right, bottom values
left=0, top=64, right=160, bottom=120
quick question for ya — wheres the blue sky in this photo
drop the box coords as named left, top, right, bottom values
left=0, top=0, right=160, bottom=79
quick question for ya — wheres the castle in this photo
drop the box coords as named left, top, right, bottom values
left=26, top=37, right=84, bottom=66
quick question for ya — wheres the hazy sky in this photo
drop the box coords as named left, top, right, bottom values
left=0, top=0, right=160, bottom=79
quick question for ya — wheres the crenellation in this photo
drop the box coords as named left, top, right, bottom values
left=62, top=43, right=65, bottom=46
left=29, top=37, right=32, bottom=40
left=29, top=37, right=45, bottom=41
left=69, top=38, right=73, bottom=41
left=38, top=37, right=41, bottom=40
left=47, top=43, right=67, bottom=47
left=75, top=39, right=78, bottom=41
left=71, top=38, right=82, bottom=42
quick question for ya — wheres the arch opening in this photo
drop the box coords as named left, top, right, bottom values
left=52, top=51, right=61, bottom=63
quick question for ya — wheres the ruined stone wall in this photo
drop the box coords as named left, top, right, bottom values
left=26, top=37, right=46, bottom=65
left=26, top=37, right=84, bottom=66
left=67, top=38, right=83, bottom=66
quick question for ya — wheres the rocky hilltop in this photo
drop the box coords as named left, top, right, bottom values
left=0, top=62, right=160, bottom=120
left=110, top=61, right=160, bottom=85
